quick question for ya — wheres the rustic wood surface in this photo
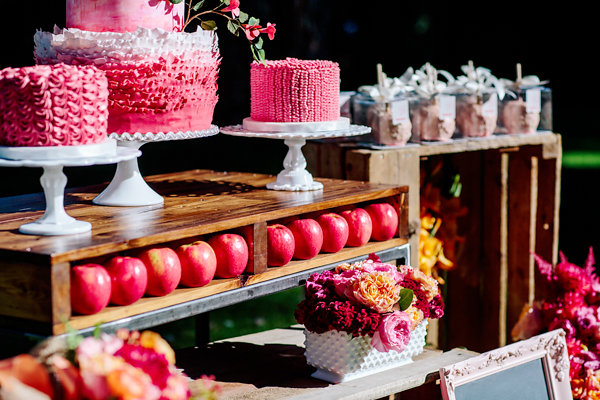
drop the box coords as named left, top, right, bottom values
left=0, top=169, right=407, bottom=263
left=0, top=169, right=409, bottom=334
left=179, top=326, right=479, bottom=400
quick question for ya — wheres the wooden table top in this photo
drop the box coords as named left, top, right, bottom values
left=0, top=169, right=407, bottom=264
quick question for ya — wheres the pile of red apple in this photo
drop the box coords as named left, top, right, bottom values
left=70, top=202, right=398, bottom=315
left=268, top=202, right=398, bottom=265
left=70, top=233, right=250, bottom=315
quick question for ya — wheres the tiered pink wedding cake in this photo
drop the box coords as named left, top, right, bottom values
left=34, top=0, right=220, bottom=135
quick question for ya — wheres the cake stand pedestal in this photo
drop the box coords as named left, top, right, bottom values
left=93, top=127, right=219, bottom=206
left=220, top=121, right=370, bottom=191
left=0, top=147, right=140, bottom=236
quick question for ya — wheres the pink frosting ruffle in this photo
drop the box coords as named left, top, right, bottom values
left=0, top=63, right=109, bottom=147
left=250, top=58, right=340, bottom=123
left=35, top=29, right=221, bottom=134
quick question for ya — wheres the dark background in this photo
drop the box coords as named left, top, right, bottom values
left=1, top=1, right=597, bottom=260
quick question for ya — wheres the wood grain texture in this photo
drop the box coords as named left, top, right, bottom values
left=0, top=170, right=408, bottom=334
left=0, top=170, right=407, bottom=264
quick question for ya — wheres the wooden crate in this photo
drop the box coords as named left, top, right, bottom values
left=305, top=132, right=562, bottom=352
left=0, top=170, right=409, bottom=336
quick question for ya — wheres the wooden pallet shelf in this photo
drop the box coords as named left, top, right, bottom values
left=0, top=170, right=409, bottom=336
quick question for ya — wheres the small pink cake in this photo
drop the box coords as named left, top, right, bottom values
left=0, top=64, right=109, bottom=147
left=66, top=0, right=184, bottom=33
left=250, top=58, right=340, bottom=123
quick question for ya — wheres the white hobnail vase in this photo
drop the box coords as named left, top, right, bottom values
left=304, top=320, right=428, bottom=383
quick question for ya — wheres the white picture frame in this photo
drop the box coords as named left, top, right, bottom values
left=439, top=329, right=572, bottom=400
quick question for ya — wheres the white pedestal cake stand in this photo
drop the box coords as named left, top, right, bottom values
left=0, top=143, right=140, bottom=236
left=220, top=119, right=370, bottom=191
left=93, top=127, right=219, bottom=206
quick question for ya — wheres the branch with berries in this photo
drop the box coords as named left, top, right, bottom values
left=169, top=0, right=276, bottom=64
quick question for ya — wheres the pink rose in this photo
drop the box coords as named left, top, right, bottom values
left=371, top=311, right=412, bottom=353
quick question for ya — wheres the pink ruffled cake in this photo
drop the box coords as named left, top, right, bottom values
left=66, top=0, right=184, bottom=33
left=0, top=63, right=109, bottom=147
left=35, top=27, right=220, bottom=135
left=34, top=0, right=220, bottom=135
left=250, top=58, right=340, bottom=123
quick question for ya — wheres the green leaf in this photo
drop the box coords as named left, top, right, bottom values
left=227, top=20, right=240, bottom=35
left=201, top=20, right=218, bottom=30
left=248, top=16, right=260, bottom=26
left=238, top=11, right=249, bottom=23
left=192, top=0, right=206, bottom=12
left=398, top=288, right=414, bottom=311
left=169, top=0, right=184, bottom=4
left=254, top=36, right=263, bottom=50
left=92, top=323, right=103, bottom=339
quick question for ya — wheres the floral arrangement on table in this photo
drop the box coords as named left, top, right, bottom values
left=171, top=0, right=276, bottom=63
left=0, top=328, right=220, bottom=400
left=511, top=247, right=600, bottom=400
left=295, top=254, right=444, bottom=354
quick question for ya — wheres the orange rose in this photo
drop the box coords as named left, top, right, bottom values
left=352, top=271, right=400, bottom=313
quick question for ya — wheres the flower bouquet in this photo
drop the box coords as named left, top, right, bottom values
left=0, top=328, right=217, bottom=400
left=295, top=255, right=444, bottom=383
left=512, top=247, right=600, bottom=399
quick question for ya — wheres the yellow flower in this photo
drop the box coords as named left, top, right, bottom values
left=404, top=305, right=424, bottom=329
left=352, top=271, right=400, bottom=313
left=140, top=331, right=176, bottom=365
left=106, top=363, right=160, bottom=400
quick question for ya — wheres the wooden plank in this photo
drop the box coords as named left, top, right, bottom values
left=63, top=278, right=243, bottom=334
left=51, top=262, right=71, bottom=327
left=0, top=260, right=52, bottom=322
left=0, top=170, right=407, bottom=264
left=245, top=238, right=408, bottom=285
left=535, top=138, right=561, bottom=302
left=477, top=149, right=505, bottom=352
left=506, top=147, right=538, bottom=345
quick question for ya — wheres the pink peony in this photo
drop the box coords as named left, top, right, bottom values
left=371, top=311, right=413, bottom=353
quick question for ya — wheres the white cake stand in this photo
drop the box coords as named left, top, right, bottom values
left=0, top=145, right=140, bottom=236
left=93, top=127, right=219, bottom=206
left=220, top=119, right=370, bottom=191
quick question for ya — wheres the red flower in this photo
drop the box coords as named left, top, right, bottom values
left=221, top=0, right=240, bottom=18
left=260, top=23, right=276, bottom=40
left=115, top=344, right=171, bottom=389
left=243, top=24, right=262, bottom=41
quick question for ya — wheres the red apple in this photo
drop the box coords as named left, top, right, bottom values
left=316, top=212, right=349, bottom=253
left=365, top=203, right=399, bottom=241
left=139, top=248, right=181, bottom=296
left=286, top=218, right=323, bottom=259
left=209, top=233, right=249, bottom=278
left=176, top=241, right=217, bottom=287
left=70, top=263, right=111, bottom=315
left=104, top=256, right=148, bottom=305
left=340, top=208, right=373, bottom=246
left=267, top=224, right=295, bottom=266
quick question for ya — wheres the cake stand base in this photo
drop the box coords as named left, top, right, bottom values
left=94, top=127, right=219, bottom=206
left=0, top=147, right=139, bottom=236
left=19, top=165, right=92, bottom=235
left=93, top=141, right=163, bottom=206
left=265, top=138, right=323, bottom=191
left=220, top=122, right=370, bottom=192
